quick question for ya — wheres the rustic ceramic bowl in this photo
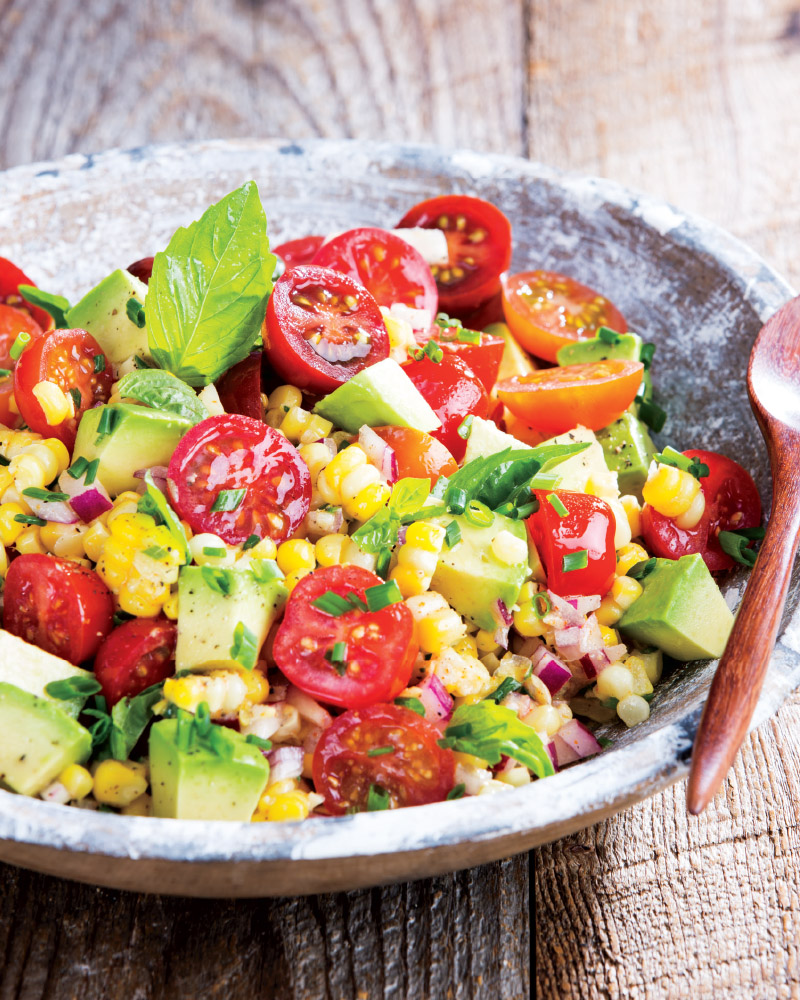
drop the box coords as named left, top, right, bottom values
left=0, top=139, right=796, bottom=898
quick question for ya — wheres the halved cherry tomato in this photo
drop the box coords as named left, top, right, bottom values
left=14, top=328, right=114, bottom=448
left=372, top=425, right=458, bottom=485
left=457, top=288, right=506, bottom=331
left=418, top=325, right=504, bottom=392
left=312, top=227, right=438, bottom=318
left=127, top=256, right=154, bottom=284
left=265, top=265, right=389, bottom=393
left=313, top=702, right=456, bottom=814
left=397, top=195, right=512, bottom=314
left=167, top=414, right=310, bottom=545
left=501, top=271, right=628, bottom=363
left=273, top=235, right=325, bottom=269
left=642, top=449, right=762, bottom=572
left=526, top=490, right=616, bottom=597
left=214, top=351, right=263, bottom=421
left=0, top=257, right=54, bottom=332
left=3, top=554, right=114, bottom=664
left=94, top=618, right=177, bottom=706
left=402, top=353, right=489, bottom=461
left=496, top=360, right=643, bottom=434
left=0, top=304, right=44, bottom=429
left=273, top=565, right=418, bottom=709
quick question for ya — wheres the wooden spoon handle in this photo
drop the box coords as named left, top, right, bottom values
left=686, top=466, right=800, bottom=814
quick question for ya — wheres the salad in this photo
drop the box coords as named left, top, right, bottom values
left=0, top=183, right=763, bottom=823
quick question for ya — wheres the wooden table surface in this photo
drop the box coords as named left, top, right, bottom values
left=2, top=1, right=800, bottom=997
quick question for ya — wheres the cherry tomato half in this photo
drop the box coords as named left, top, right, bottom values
left=372, top=425, right=458, bottom=486
left=526, top=490, right=616, bottom=597
left=14, top=328, right=114, bottom=448
left=312, top=227, right=439, bottom=319
left=3, top=554, right=114, bottom=664
left=496, top=360, right=643, bottom=435
left=0, top=304, right=44, bottom=429
left=0, top=256, right=54, bottom=332
left=94, top=618, right=177, bottom=707
left=265, top=265, right=389, bottom=394
left=273, top=564, right=418, bottom=709
left=273, top=235, right=325, bottom=269
left=214, top=351, right=264, bottom=421
left=501, top=271, right=628, bottom=363
left=168, top=414, right=311, bottom=545
left=419, top=325, right=505, bottom=392
left=642, top=449, right=762, bottom=572
left=403, top=353, right=489, bottom=461
left=397, top=195, right=512, bottom=314
left=313, top=703, right=456, bottom=814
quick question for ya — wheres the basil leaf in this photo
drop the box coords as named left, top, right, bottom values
left=146, top=182, right=276, bottom=386
left=116, top=370, right=207, bottom=424
left=109, top=683, right=166, bottom=760
left=352, top=477, right=432, bottom=554
left=138, top=472, right=190, bottom=563
left=18, top=284, right=71, bottom=329
left=438, top=701, right=555, bottom=778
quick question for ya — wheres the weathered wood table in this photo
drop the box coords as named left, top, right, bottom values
left=1, top=2, right=799, bottom=996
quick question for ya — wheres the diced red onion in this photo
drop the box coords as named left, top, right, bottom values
left=134, top=465, right=169, bottom=495
left=358, top=424, right=398, bottom=484
left=553, top=615, right=604, bottom=662
left=532, top=650, right=572, bottom=694
left=266, top=745, right=305, bottom=782
left=24, top=495, right=78, bottom=524
left=286, top=684, right=333, bottom=729
left=302, top=725, right=325, bottom=754
left=566, top=595, right=602, bottom=614
left=397, top=525, right=408, bottom=546
left=493, top=625, right=510, bottom=649
left=551, top=735, right=580, bottom=767
left=494, top=754, right=516, bottom=775
left=304, top=507, right=344, bottom=539
left=553, top=719, right=602, bottom=760
left=40, top=780, right=70, bottom=805
left=546, top=742, right=561, bottom=772
left=417, top=673, right=454, bottom=725
left=321, top=438, right=337, bottom=459
left=242, top=706, right=282, bottom=741
left=493, top=598, right=513, bottom=628
left=546, top=591, right=585, bottom=626
left=503, top=691, right=534, bottom=718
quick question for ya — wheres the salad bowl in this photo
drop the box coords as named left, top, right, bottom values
left=0, top=138, right=797, bottom=898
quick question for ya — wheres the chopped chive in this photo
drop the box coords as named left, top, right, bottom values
left=0, top=368, right=11, bottom=379
left=562, top=550, right=589, bottom=572
left=597, top=326, right=622, bottom=345
left=628, top=557, right=656, bottom=580
left=456, top=328, right=481, bottom=344
left=435, top=312, right=462, bottom=329
left=367, top=745, right=395, bottom=757
left=597, top=736, right=614, bottom=748
left=494, top=502, right=515, bottom=516
left=67, top=456, right=89, bottom=479
left=22, top=487, right=70, bottom=502
left=45, top=675, right=102, bottom=699
left=447, top=486, right=468, bottom=515
left=446, top=783, right=466, bottom=800
left=394, top=696, right=425, bottom=716
left=486, top=677, right=522, bottom=703
left=132, top=355, right=149, bottom=369
left=202, top=546, right=227, bottom=558
left=325, top=640, right=348, bottom=668
left=638, top=399, right=667, bottom=433
left=423, top=339, right=443, bottom=363
left=9, top=331, right=31, bottom=361
left=211, top=487, right=246, bottom=513
left=68, top=387, right=82, bottom=409
left=345, top=591, right=368, bottom=612
left=718, top=528, right=764, bottom=567
left=242, top=534, right=260, bottom=551
left=512, top=501, right=537, bottom=519
left=529, top=471, right=560, bottom=491
left=126, top=297, right=146, bottom=328
left=143, top=544, right=168, bottom=560
left=96, top=407, right=117, bottom=439
left=364, top=579, right=403, bottom=612
left=93, top=354, right=106, bottom=373
left=444, top=521, right=461, bottom=549
left=14, top=514, right=46, bottom=526
left=546, top=493, right=569, bottom=517
left=464, top=499, right=493, bottom=527
left=654, top=447, right=708, bottom=480
left=533, top=593, right=552, bottom=618
left=230, top=620, right=258, bottom=670
left=84, top=458, right=99, bottom=485
left=201, top=565, right=234, bottom=595
left=375, top=548, right=391, bottom=579
left=245, top=733, right=272, bottom=751
left=194, top=700, right=212, bottom=735
left=640, top=342, right=656, bottom=371
left=249, top=558, right=284, bottom=584
left=312, top=591, right=355, bottom=616
left=457, top=414, right=474, bottom=440
left=367, top=784, right=391, bottom=811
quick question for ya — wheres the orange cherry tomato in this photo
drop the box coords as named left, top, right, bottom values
left=496, top=360, right=643, bottom=434
left=372, top=425, right=458, bottom=486
left=501, top=270, right=627, bottom=363
left=0, top=304, right=44, bottom=429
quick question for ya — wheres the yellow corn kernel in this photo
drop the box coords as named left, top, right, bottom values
left=40, top=438, right=71, bottom=476
left=0, top=502, right=27, bottom=545
left=83, top=521, right=111, bottom=562
left=638, top=648, right=663, bottom=685
left=188, top=532, right=236, bottom=567
left=610, top=575, right=643, bottom=611
left=416, top=608, right=466, bottom=654
left=452, top=750, right=490, bottom=770
left=93, top=759, right=148, bottom=807
left=298, top=441, right=333, bottom=482
left=268, top=384, right=303, bottom=412
left=315, top=532, right=348, bottom=567
left=452, top=634, right=479, bottom=659
left=345, top=481, right=390, bottom=522
left=247, top=536, right=278, bottom=561
left=433, top=647, right=491, bottom=697
left=322, top=445, right=368, bottom=494
left=121, top=792, right=153, bottom=817
left=517, top=581, right=536, bottom=604
left=675, top=489, right=706, bottom=529
left=9, top=452, right=48, bottom=490
left=277, top=538, right=316, bottom=575
left=0, top=466, right=12, bottom=493
left=496, top=766, right=532, bottom=788
left=284, top=568, right=312, bottom=594
left=616, top=542, right=649, bottom=576
left=620, top=495, right=642, bottom=538
left=405, top=521, right=446, bottom=552
left=513, top=602, right=545, bottom=638
left=390, top=563, right=427, bottom=599
left=39, top=521, right=86, bottom=560
left=617, top=694, right=651, bottom=728
left=266, top=791, right=310, bottom=822
left=642, top=463, right=700, bottom=517
left=118, top=579, right=165, bottom=618
left=340, top=463, right=381, bottom=504
left=299, top=414, right=333, bottom=445
left=524, top=703, right=563, bottom=736
left=0, top=545, right=7, bottom=578
left=59, top=763, right=93, bottom=801
left=599, top=625, right=620, bottom=647
left=595, top=664, right=635, bottom=702
left=475, top=629, right=501, bottom=654
left=625, top=655, right=654, bottom=696
left=32, top=381, right=74, bottom=425
left=595, top=596, right=624, bottom=626
left=241, top=668, right=270, bottom=704
left=279, top=405, right=313, bottom=441
left=15, top=526, right=46, bottom=555
left=163, top=591, right=180, bottom=620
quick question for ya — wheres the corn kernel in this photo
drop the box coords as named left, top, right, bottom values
left=416, top=608, right=466, bottom=654
left=390, top=563, right=428, bottom=599
left=241, top=668, right=270, bottom=704
left=189, top=532, right=236, bottom=566
left=15, top=526, right=46, bottom=555
left=315, top=532, right=348, bottom=567
left=93, top=759, right=148, bottom=807
left=322, top=445, right=367, bottom=494
left=496, top=766, right=532, bottom=787
left=475, top=629, right=501, bottom=654
left=452, top=634, right=479, bottom=659
left=405, top=521, right=446, bottom=552
left=0, top=502, right=27, bottom=545
left=345, top=481, right=390, bottom=522
left=675, top=489, right=706, bottom=529
left=513, top=602, right=545, bottom=637
left=595, top=596, right=624, bottom=626
left=42, top=437, right=70, bottom=476
left=298, top=441, right=333, bottom=482
left=268, top=384, right=303, bottom=412
left=82, top=521, right=110, bottom=562
left=248, top=536, right=278, bottom=561
left=40, top=521, right=86, bottom=560
left=284, top=568, right=312, bottom=593
left=596, top=664, right=635, bottom=702
left=0, top=546, right=7, bottom=577
left=433, top=647, right=491, bottom=697
left=31, top=380, right=74, bottom=425
left=163, top=591, right=180, bottom=620
left=121, top=793, right=153, bottom=817
left=599, top=625, right=620, bottom=647
left=277, top=538, right=316, bottom=575
left=642, top=463, right=700, bottom=517
left=266, top=791, right=310, bottom=822
left=490, top=529, right=528, bottom=566
left=9, top=452, right=48, bottom=490
left=620, top=495, right=642, bottom=538
left=617, top=694, right=651, bottom=728
left=524, top=703, right=563, bottom=737
left=59, top=763, right=93, bottom=800
left=616, top=542, right=649, bottom=576
left=610, top=575, right=643, bottom=611
left=625, top=655, right=654, bottom=696
left=299, top=414, right=333, bottom=445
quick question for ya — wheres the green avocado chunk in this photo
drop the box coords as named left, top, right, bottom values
left=149, top=718, right=270, bottom=820
left=618, top=554, right=734, bottom=660
left=0, top=629, right=95, bottom=720
left=556, top=330, right=643, bottom=366
left=0, top=682, right=92, bottom=796
left=596, top=411, right=655, bottom=500
left=72, top=402, right=193, bottom=496
left=430, top=512, right=529, bottom=631
left=313, top=358, right=441, bottom=434
left=176, top=565, right=288, bottom=672
left=66, top=269, right=151, bottom=365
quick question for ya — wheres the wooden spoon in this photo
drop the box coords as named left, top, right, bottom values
left=687, top=295, right=800, bottom=814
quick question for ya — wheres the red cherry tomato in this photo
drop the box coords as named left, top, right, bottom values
left=214, top=351, right=263, bottom=421
left=127, top=257, right=154, bottom=284
left=94, top=619, right=177, bottom=707
left=273, top=235, right=325, bottom=268
left=526, top=490, right=616, bottom=597
left=0, top=257, right=54, bottom=332
left=273, top=565, right=418, bottom=709
left=3, top=554, right=114, bottom=664
left=168, top=414, right=310, bottom=545
left=313, top=703, right=456, bottom=814
left=265, top=265, right=389, bottom=394
left=14, top=328, right=114, bottom=448
left=397, top=196, right=512, bottom=314
left=456, top=288, right=505, bottom=331
left=371, top=425, right=458, bottom=486
left=418, top=325, right=504, bottom=392
left=312, top=227, right=438, bottom=318
left=0, top=304, right=45, bottom=429
left=642, top=450, right=762, bottom=572
left=402, top=353, right=489, bottom=461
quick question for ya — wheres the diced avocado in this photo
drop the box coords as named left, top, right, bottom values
left=176, top=565, right=288, bottom=672
left=431, top=513, right=529, bottom=630
left=0, top=683, right=91, bottom=796
left=72, top=402, right=193, bottom=496
left=484, top=322, right=537, bottom=381
left=66, top=269, right=151, bottom=366
left=463, top=415, right=527, bottom=464
left=556, top=330, right=643, bottom=366
left=596, top=411, right=655, bottom=500
left=618, top=554, right=734, bottom=660
left=313, top=359, right=441, bottom=434
left=537, top=426, right=618, bottom=498
left=0, top=630, right=95, bottom=720
left=149, top=718, right=269, bottom=820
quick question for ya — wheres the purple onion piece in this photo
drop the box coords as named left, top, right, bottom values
left=417, top=672, right=454, bottom=724
left=266, top=745, right=305, bottom=782
left=25, top=495, right=79, bottom=524
left=546, top=590, right=585, bottom=626
left=546, top=742, right=561, bottom=772
left=494, top=598, right=513, bottom=627
left=532, top=652, right=571, bottom=694
left=554, top=719, right=602, bottom=759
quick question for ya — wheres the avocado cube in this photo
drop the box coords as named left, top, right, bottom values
left=66, top=269, right=151, bottom=365
left=596, top=411, right=655, bottom=499
left=0, top=683, right=91, bottom=796
left=556, top=331, right=643, bottom=366
left=149, top=719, right=269, bottom=820
left=0, top=629, right=96, bottom=719
left=618, top=554, right=734, bottom=660
left=72, top=403, right=193, bottom=496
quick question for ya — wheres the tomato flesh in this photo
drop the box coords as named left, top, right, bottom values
left=265, top=265, right=389, bottom=393
left=527, top=490, right=616, bottom=597
left=0, top=304, right=44, bottom=429
left=372, top=425, right=458, bottom=486
left=642, top=449, right=762, bottom=572
left=94, top=619, right=177, bottom=706
left=496, top=360, right=643, bottom=434
left=168, top=413, right=311, bottom=545
left=214, top=351, right=263, bottom=421
left=502, top=270, right=628, bottom=363
left=0, top=257, right=54, bottom=332
left=313, top=703, right=456, bottom=814
left=127, top=257, right=154, bottom=284
left=418, top=325, right=504, bottom=392
left=312, top=227, right=438, bottom=318
left=273, top=565, right=418, bottom=709
left=273, top=235, right=325, bottom=269
left=397, top=196, right=512, bottom=314
left=3, top=554, right=114, bottom=664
